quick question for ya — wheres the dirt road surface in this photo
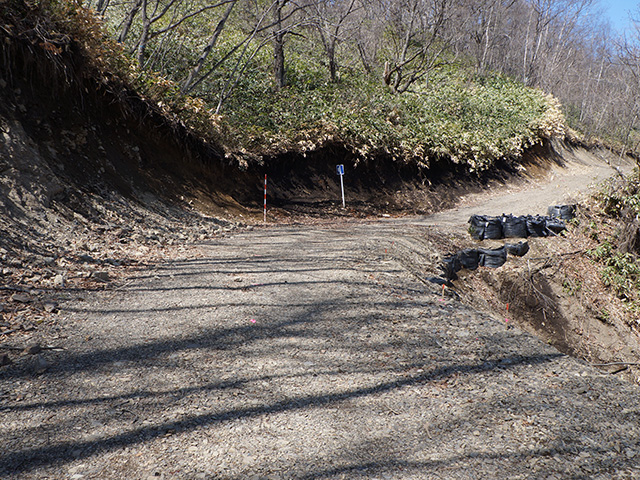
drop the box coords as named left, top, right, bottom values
left=413, top=142, right=632, bottom=232
left=2, top=147, right=640, bottom=479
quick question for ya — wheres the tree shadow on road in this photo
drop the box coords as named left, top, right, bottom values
left=2, top=230, right=640, bottom=479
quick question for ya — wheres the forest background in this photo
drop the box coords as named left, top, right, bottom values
left=25, top=0, right=628, bottom=174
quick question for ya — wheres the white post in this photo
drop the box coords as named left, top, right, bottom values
left=263, top=174, right=267, bottom=223
left=336, top=164, right=345, bottom=209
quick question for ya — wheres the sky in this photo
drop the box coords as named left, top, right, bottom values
left=601, top=0, right=638, bottom=33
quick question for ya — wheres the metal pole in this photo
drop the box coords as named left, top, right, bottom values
left=264, top=174, right=267, bottom=223
left=340, top=173, right=345, bottom=209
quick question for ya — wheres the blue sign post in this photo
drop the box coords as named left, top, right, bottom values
left=336, top=164, right=345, bottom=208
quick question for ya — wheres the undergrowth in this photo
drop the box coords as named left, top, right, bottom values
left=224, top=69, right=565, bottom=172
left=0, top=0, right=566, bottom=173
left=586, top=171, right=640, bottom=318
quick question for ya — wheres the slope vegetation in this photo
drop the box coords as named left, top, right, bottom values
left=0, top=0, right=571, bottom=241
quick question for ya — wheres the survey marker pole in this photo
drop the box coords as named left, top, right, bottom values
left=336, top=164, right=345, bottom=208
left=263, top=174, right=267, bottom=223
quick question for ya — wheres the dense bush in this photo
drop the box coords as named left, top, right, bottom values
left=1, top=1, right=566, bottom=173
left=588, top=171, right=640, bottom=314
left=223, top=68, right=565, bottom=172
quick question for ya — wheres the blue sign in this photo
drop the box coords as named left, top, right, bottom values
left=336, top=164, right=344, bottom=175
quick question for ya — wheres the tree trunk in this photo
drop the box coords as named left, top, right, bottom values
left=357, top=41, right=372, bottom=74
left=136, top=0, right=150, bottom=68
left=95, top=0, right=110, bottom=15
left=273, top=0, right=287, bottom=90
left=479, top=4, right=495, bottom=73
left=522, top=7, right=533, bottom=84
left=328, top=49, right=337, bottom=83
left=181, top=0, right=237, bottom=94
left=118, top=0, right=143, bottom=44
left=274, top=33, right=285, bottom=89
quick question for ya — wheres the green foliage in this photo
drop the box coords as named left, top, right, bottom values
left=596, top=308, right=611, bottom=324
left=601, top=252, right=640, bottom=299
left=588, top=173, right=640, bottom=306
left=583, top=219, right=599, bottom=241
left=7, top=0, right=566, bottom=173
left=588, top=240, right=640, bottom=300
left=594, top=169, right=640, bottom=217
left=562, top=278, right=582, bottom=296
left=222, top=68, right=564, bottom=171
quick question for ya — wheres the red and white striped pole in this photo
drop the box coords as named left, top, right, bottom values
left=263, top=174, right=267, bottom=223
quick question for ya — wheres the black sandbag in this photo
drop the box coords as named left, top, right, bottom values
left=505, top=241, right=530, bottom=257
left=441, top=254, right=462, bottom=280
left=427, top=276, right=453, bottom=287
left=501, top=214, right=528, bottom=238
left=468, top=215, right=487, bottom=240
left=483, top=216, right=504, bottom=240
left=544, top=217, right=566, bottom=235
left=457, top=248, right=480, bottom=270
left=526, top=215, right=547, bottom=237
left=547, top=204, right=576, bottom=221
left=478, top=246, right=508, bottom=268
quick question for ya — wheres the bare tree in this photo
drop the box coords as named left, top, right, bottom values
left=181, top=0, right=239, bottom=93
left=615, top=22, right=640, bottom=155
left=117, top=0, right=143, bottom=44
left=456, top=0, right=517, bottom=74
left=379, top=0, right=455, bottom=93
left=96, top=0, right=237, bottom=68
left=273, top=0, right=287, bottom=89
left=519, top=0, right=595, bottom=86
left=307, top=0, right=362, bottom=82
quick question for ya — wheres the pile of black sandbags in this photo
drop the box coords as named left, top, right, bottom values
left=468, top=206, right=576, bottom=240
left=441, top=241, right=530, bottom=280
left=437, top=205, right=577, bottom=284
left=548, top=204, right=577, bottom=220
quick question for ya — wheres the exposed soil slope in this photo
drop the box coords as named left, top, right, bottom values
left=2, top=9, right=640, bottom=479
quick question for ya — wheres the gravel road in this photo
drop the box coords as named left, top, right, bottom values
left=2, top=147, right=640, bottom=479
left=412, top=141, right=632, bottom=232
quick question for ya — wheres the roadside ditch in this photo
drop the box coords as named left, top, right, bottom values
left=449, top=207, right=640, bottom=385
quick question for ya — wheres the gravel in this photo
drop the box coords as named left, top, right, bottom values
left=2, top=222, right=640, bottom=479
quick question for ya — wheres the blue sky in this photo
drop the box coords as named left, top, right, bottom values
left=600, top=0, right=638, bottom=33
